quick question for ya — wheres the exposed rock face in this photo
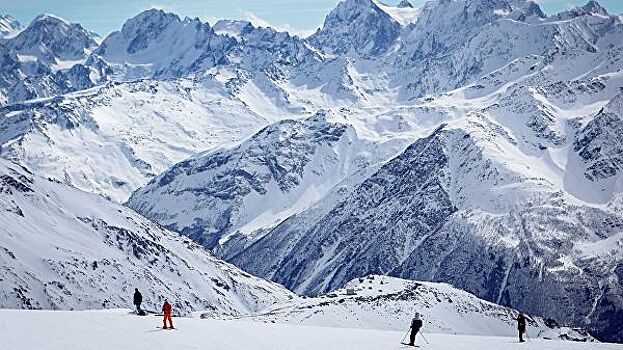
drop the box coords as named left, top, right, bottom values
left=308, top=0, right=401, bottom=56
left=0, top=14, right=100, bottom=105
left=226, top=125, right=623, bottom=342
left=126, top=111, right=368, bottom=249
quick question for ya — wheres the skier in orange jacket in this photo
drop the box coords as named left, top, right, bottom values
left=162, top=299, right=174, bottom=329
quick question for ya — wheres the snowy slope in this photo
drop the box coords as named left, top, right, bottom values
left=126, top=110, right=396, bottom=251
left=0, top=158, right=294, bottom=316
left=3, top=309, right=618, bottom=350
left=0, top=76, right=277, bottom=202
left=240, top=275, right=594, bottom=342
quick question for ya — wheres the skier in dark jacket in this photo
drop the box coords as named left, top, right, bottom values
left=133, top=288, right=143, bottom=315
left=517, top=313, right=526, bottom=342
left=408, top=312, right=423, bottom=346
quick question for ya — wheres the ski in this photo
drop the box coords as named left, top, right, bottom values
left=400, top=343, right=419, bottom=347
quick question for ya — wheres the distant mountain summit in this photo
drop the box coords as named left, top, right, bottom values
left=0, top=13, right=101, bottom=105
left=309, top=0, right=401, bottom=56
left=93, top=9, right=235, bottom=80
left=8, top=14, right=98, bottom=64
left=0, top=14, right=21, bottom=37
left=397, top=0, right=413, bottom=9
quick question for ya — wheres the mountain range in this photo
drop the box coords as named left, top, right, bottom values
left=1, top=0, right=622, bottom=343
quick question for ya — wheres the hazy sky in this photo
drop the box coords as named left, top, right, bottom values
left=3, top=0, right=622, bottom=37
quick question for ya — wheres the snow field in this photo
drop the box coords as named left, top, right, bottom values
left=0, top=309, right=618, bottom=350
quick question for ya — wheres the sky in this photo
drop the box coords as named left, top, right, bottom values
left=3, top=0, right=623, bottom=37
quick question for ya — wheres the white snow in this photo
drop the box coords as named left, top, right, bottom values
left=212, top=20, right=250, bottom=40
left=373, top=1, right=421, bottom=26
left=0, top=158, right=294, bottom=314
left=16, top=54, right=37, bottom=63
left=243, top=275, right=593, bottom=342
left=50, top=58, right=85, bottom=72
left=0, top=309, right=617, bottom=350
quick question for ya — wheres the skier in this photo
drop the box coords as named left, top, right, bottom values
left=162, top=299, right=174, bottom=329
left=517, top=313, right=526, bottom=343
left=133, top=288, right=143, bottom=315
left=408, top=312, right=423, bottom=346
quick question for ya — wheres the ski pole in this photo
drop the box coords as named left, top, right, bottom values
left=419, top=332, right=430, bottom=345
left=401, top=329, right=410, bottom=344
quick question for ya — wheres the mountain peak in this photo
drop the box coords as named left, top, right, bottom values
left=129, top=8, right=180, bottom=24
left=309, top=0, right=401, bottom=56
left=31, top=13, right=70, bottom=26
left=556, top=0, right=608, bottom=19
left=119, top=9, right=183, bottom=38
left=397, top=0, right=413, bottom=8
left=510, top=0, right=546, bottom=19
left=414, top=0, right=545, bottom=40
left=581, top=0, right=608, bottom=15
left=95, top=8, right=236, bottom=79
left=213, top=19, right=254, bottom=39
left=8, top=12, right=97, bottom=62
left=0, top=14, right=21, bottom=37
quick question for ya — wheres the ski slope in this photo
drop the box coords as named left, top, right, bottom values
left=0, top=309, right=617, bottom=350
left=243, top=275, right=593, bottom=341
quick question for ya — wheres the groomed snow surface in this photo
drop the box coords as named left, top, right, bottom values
left=1, top=309, right=617, bottom=350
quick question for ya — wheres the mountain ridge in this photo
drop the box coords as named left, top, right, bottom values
left=1, top=0, right=623, bottom=343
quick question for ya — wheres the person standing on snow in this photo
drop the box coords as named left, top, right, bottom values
left=517, top=313, right=526, bottom=342
left=133, top=288, right=143, bottom=315
left=408, top=312, right=423, bottom=346
left=162, top=299, right=174, bottom=329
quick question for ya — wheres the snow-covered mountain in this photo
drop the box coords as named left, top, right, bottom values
left=0, top=75, right=277, bottom=202
left=0, top=15, right=21, bottom=37
left=0, top=14, right=102, bottom=105
left=226, top=120, right=623, bottom=301
left=0, top=158, right=294, bottom=315
left=126, top=1, right=623, bottom=341
left=126, top=110, right=392, bottom=251
left=94, top=10, right=235, bottom=80
left=2, top=0, right=623, bottom=343
left=244, top=275, right=594, bottom=342
left=0, top=10, right=328, bottom=202
left=8, top=14, right=97, bottom=65
left=308, top=0, right=401, bottom=57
